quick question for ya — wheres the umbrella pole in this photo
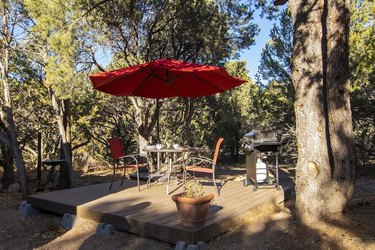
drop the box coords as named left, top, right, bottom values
left=156, top=99, right=160, bottom=143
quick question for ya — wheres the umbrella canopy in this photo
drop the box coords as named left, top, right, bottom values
left=89, top=58, right=246, bottom=98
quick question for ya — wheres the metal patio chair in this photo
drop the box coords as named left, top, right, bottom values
left=183, top=138, right=224, bottom=196
left=108, top=138, right=148, bottom=191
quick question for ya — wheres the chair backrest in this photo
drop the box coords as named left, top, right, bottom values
left=108, top=138, right=125, bottom=160
left=212, top=137, right=224, bottom=164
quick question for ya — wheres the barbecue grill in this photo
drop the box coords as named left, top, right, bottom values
left=240, top=130, right=281, bottom=191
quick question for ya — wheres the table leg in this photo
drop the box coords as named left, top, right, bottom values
left=276, top=152, right=280, bottom=190
left=157, top=151, right=160, bottom=171
left=166, top=156, right=172, bottom=194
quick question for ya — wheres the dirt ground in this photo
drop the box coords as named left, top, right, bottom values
left=0, top=165, right=374, bottom=250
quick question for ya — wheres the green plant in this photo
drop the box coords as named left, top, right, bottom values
left=183, top=180, right=205, bottom=198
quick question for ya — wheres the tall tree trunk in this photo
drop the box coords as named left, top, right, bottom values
left=1, top=144, right=14, bottom=189
left=138, top=134, right=149, bottom=157
left=57, top=99, right=72, bottom=189
left=36, top=132, right=42, bottom=185
left=131, top=97, right=157, bottom=156
left=289, top=0, right=355, bottom=221
left=49, top=87, right=75, bottom=188
left=0, top=5, right=29, bottom=197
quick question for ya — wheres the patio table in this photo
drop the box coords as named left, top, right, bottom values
left=143, top=146, right=199, bottom=194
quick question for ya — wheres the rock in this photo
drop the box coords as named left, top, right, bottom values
left=174, top=241, right=187, bottom=250
left=7, top=183, right=21, bottom=193
left=197, top=241, right=206, bottom=249
left=18, top=202, right=40, bottom=218
left=60, top=213, right=81, bottom=230
left=186, top=244, right=199, bottom=250
left=95, top=223, right=115, bottom=238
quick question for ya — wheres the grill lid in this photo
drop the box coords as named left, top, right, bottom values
left=241, top=130, right=281, bottom=152
left=243, top=130, right=278, bottom=142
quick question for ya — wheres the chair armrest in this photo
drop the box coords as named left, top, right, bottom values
left=185, top=157, right=214, bottom=166
left=196, top=155, right=212, bottom=161
left=118, top=155, right=139, bottom=165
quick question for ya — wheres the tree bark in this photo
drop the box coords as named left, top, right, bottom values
left=36, top=132, right=42, bottom=185
left=49, top=87, right=75, bottom=188
left=0, top=4, right=29, bottom=197
left=289, top=0, right=355, bottom=221
left=1, top=144, right=14, bottom=189
left=130, top=97, right=158, bottom=156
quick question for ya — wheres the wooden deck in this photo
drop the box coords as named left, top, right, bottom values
left=27, top=179, right=290, bottom=244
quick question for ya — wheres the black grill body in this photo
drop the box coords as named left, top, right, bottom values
left=240, top=130, right=281, bottom=191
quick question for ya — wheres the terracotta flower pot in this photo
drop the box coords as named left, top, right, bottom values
left=172, top=193, right=214, bottom=227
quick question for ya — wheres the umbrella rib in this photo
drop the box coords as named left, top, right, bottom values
left=132, top=68, right=159, bottom=96
left=103, top=65, right=148, bottom=85
left=188, top=72, right=225, bottom=93
left=168, top=73, right=184, bottom=96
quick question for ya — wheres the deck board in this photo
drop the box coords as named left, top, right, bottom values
left=27, top=178, right=290, bottom=243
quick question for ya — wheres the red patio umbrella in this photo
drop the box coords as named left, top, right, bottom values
left=89, top=58, right=246, bottom=98
left=89, top=58, right=247, bottom=142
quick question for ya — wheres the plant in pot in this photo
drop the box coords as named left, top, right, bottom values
left=172, top=180, right=214, bottom=227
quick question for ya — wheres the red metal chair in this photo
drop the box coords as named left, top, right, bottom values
left=183, top=138, right=224, bottom=196
left=108, top=138, right=147, bottom=191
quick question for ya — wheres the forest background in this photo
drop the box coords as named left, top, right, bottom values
left=0, top=0, right=373, bottom=198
